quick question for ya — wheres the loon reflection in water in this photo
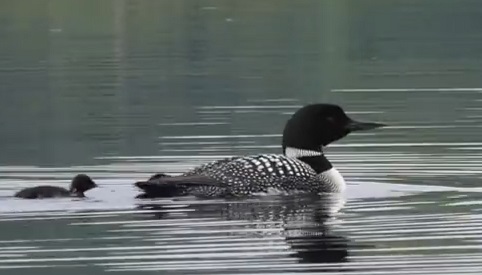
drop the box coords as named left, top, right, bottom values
left=136, top=194, right=355, bottom=268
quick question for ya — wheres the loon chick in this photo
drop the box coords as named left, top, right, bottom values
left=135, top=103, right=385, bottom=198
left=14, top=174, right=97, bottom=199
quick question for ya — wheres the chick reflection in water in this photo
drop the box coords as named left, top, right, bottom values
left=136, top=194, right=353, bottom=270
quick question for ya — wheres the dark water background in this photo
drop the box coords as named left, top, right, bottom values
left=1, top=0, right=482, bottom=274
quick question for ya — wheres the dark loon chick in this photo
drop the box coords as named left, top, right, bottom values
left=135, top=103, right=385, bottom=198
left=14, top=174, right=97, bottom=199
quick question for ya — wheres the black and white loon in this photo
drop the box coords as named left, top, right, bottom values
left=135, top=103, right=385, bottom=198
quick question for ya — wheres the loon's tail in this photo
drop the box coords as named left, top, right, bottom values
left=135, top=173, right=221, bottom=198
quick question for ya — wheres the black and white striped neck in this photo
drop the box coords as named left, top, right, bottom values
left=284, top=147, right=324, bottom=159
left=284, top=146, right=333, bottom=174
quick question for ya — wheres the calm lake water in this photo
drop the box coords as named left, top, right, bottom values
left=1, top=0, right=482, bottom=274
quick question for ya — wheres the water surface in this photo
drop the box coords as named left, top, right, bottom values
left=1, top=0, right=482, bottom=274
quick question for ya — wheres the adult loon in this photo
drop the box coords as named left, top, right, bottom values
left=135, top=103, right=385, bottom=198
left=14, top=174, right=97, bottom=199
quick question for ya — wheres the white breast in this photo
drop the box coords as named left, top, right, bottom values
left=319, top=167, right=346, bottom=193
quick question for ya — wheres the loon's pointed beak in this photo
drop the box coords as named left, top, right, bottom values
left=346, top=120, right=386, bottom=132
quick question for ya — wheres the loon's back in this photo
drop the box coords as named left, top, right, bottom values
left=136, top=154, right=345, bottom=198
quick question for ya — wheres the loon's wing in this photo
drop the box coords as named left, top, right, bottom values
left=135, top=175, right=225, bottom=198
left=135, top=156, right=240, bottom=198
left=137, top=175, right=222, bottom=187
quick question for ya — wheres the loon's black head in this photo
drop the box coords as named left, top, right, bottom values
left=282, top=103, right=385, bottom=151
left=69, top=174, right=97, bottom=195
